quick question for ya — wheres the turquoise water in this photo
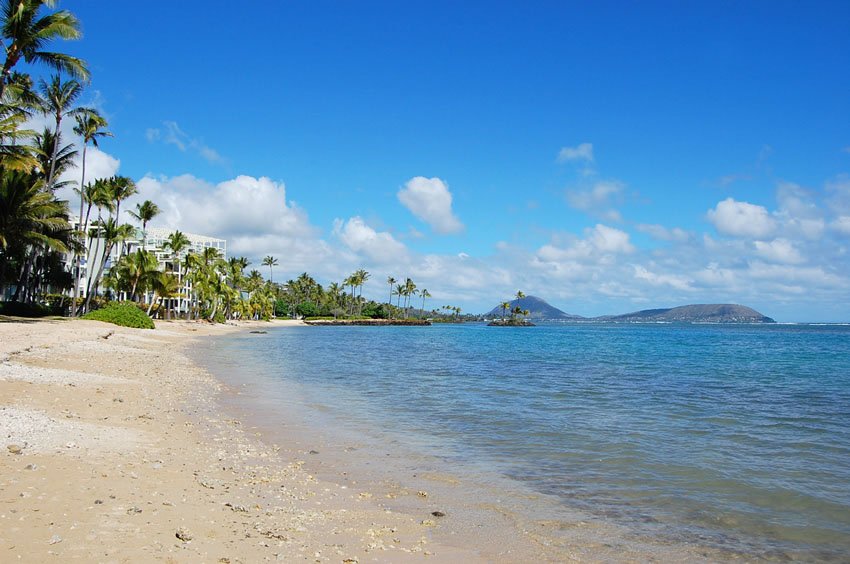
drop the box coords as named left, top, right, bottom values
left=201, top=323, right=850, bottom=560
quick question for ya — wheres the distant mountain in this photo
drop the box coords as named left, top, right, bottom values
left=486, top=296, right=584, bottom=320
left=596, top=304, right=775, bottom=323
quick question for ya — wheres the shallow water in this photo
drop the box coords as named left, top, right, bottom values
left=197, top=323, right=850, bottom=561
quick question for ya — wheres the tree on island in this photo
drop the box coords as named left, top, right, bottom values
left=386, top=276, right=396, bottom=318
left=420, top=288, right=430, bottom=318
left=500, top=301, right=510, bottom=321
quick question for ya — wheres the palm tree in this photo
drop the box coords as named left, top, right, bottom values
left=163, top=229, right=190, bottom=317
left=403, top=278, right=417, bottom=319
left=420, top=289, right=431, bottom=318
left=37, top=74, right=84, bottom=188
left=113, top=248, right=158, bottom=301
left=354, top=268, right=369, bottom=316
left=32, top=127, right=75, bottom=187
left=0, top=169, right=68, bottom=298
left=128, top=199, right=160, bottom=249
left=147, top=270, right=179, bottom=318
left=107, top=175, right=137, bottom=222
left=262, top=255, right=278, bottom=283
left=82, top=217, right=134, bottom=312
left=395, top=283, right=404, bottom=312
left=0, top=0, right=88, bottom=100
left=386, top=276, right=396, bottom=318
left=71, top=108, right=109, bottom=315
left=500, top=301, right=510, bottom=321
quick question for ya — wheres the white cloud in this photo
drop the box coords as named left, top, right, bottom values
left=775, top=182, right=825, bottom=240
left=536, top=224, right=634, bottom=263
left=589, top=224, right=634, bottom=253
left=557, top=142, right=594, bottom=162
left=707, top=197, right=776, bottom=238
left=754, top=238, right=805, bottom=264
left=133, top=174, right=329, bottom=272
left=633, top=265, right=693, bottom=291
left=333, top=216, right=408, bottom=263
left=566, top=180, right=624, bottom=220
left=636, top=223, right=690, bottom=242
left=146, top=120, right=225, bottom=165
left=397, top=176, right=464, bottom=234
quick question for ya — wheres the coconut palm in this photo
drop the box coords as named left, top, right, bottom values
left=106, top=175, right=137, bottom=222
left=31, top=127, right=75, bottom=187
left=113, top=248, right=158, bottom=301
left=354, top=268, right=369, bottom=316
left=0, top=0, right=88, bottom=100
left=403, top=278, right=417, bottom=318
left=420, top=289, right=431, bottom=318
left=262, top=255, right=278, bottom=283
left=0, top=84, right=37, bottom=171
left=70, top=108, right=109, bottom=314
left=82, top=217, right=134, bottom=311
left=128, top=199, right=159, bottom=249
left=0, top=169, right=67, bottom=297
left=386, top=275, right=396, bottom=318
left=146, top=270, right=179, bottom=318
left=37, top=74, right=84, bottom=188
left=500, top=301, right=511, bottom=321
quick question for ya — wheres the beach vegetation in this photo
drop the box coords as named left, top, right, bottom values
left=82, top=301, right=155, bottom=329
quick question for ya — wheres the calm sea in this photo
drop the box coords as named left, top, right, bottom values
left=196, top=323, right=850, bottom=561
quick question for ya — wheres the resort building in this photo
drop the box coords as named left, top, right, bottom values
left=69, top=217, right=226, bottom=316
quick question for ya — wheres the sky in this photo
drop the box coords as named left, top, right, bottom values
left=31, top=1, right=850, bottom=321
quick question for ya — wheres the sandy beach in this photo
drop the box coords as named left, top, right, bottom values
left=0, top=318, right=499, bottom=563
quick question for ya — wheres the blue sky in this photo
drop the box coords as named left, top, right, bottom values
left=40, top=1, right=850, bottom=320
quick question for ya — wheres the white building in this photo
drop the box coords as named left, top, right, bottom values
left=70, top=218, right=226, bottom=316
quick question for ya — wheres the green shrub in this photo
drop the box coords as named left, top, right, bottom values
left=0, top=301, right=53, bottom=318
left=82, top=301, right=155, bottom=329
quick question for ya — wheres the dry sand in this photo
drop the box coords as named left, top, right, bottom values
left=0, top=318, right=492, bottom=563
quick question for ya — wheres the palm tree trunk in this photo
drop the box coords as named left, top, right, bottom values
left=46, top=114, right=62, bottom=189
left=84, top=240, right=115, bottom=312
left=72, top=144, right=88, bottom=316
left=146, top=293, right=158, bottom=316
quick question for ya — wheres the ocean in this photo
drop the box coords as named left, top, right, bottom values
left=196, top=322, right=850, bottom=561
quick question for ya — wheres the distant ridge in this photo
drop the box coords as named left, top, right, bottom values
left=486, top=296, right=584, bottom=320
left=484, top=299, right=775, bottom=323
left=596, top=304, right=775, bottom=323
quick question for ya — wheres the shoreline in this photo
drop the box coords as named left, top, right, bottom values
left=1, top=319, right=750, bottom=562
left=0, top=319, right=485, bottom=561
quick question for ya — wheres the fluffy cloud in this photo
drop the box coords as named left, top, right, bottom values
left=537, top=224, right=634, bottom=263
left=775, top=182, right=825, bottom=240
left=557, top=142, right=594, bottom=162
left=132, top=174, right=330, bottom=272
left=633, top=265, right=693, bottom=291
left=333, top=216, right=408, bottom=263
left=146, top=121, right=225, bottom=165
left=754, top=238, right=805, bottom=264
left=707, top=198, right=776, bottom=238
left=566, top=180, right=624, bottom=221
left=397, top=176, right=464, bottom=234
